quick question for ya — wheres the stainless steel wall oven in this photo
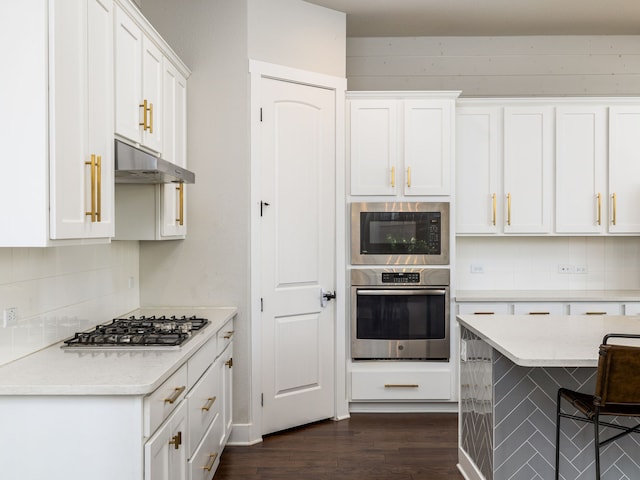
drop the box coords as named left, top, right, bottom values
left=351, top=268, right=450, bottom=360
left=351, top=202, right=449, bottom=265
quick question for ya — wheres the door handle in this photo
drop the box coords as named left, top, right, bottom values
left=321, top=289, right=336, bottom=307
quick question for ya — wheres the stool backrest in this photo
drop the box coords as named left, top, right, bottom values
left=596, top=339, right=640, bottom=407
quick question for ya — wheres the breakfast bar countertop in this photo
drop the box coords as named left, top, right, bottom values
left=456, top=313, right=640, bottom=367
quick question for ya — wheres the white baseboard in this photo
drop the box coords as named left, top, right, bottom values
left=349, top=401, right=458, bottom=413
left=226, top=423, right=262, bottom=446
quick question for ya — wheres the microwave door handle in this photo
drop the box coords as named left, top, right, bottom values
left=356, top=289, right=446, bottom=296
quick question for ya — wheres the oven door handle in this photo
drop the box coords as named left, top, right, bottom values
left=356, top=289, right=446, bottom=296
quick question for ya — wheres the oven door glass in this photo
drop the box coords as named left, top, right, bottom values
left=355, top=288, right=446, bottom=340
left=360, top=211, right=441, bottom=255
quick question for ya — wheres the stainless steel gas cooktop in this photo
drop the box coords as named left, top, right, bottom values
left=62, top=315, right=209, bottom=349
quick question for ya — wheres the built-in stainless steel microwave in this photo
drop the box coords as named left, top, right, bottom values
left=350, top=202, right=450, bottom=265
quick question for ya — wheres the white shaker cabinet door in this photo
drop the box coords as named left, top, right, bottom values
left=49, top=0, right=114, bottom=240
left=349, top=99, right=398, bottom=195
left=145, top=400, right=188, bottom=480
left=608, top=107, right=640, bottom=234
left=403, top=99, right=452, bottom=196
left=456, top=106, right=501, bottom=234
left=160, top=60, right=188, bottom=238
left=503, top=106, right=553, bottom=234
left=114, top=5, right=143, bottom=144
left=141, top=35, right=163, bottom=152
left=555, top=106, right=607, bottom=234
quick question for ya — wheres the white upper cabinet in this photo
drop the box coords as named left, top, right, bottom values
left=115, top=4, right=163, bottom=153
left=456, top=107, right=501, bottom=234
left=348, top=92, right=458, bottom=197
left=403, top=100, right=453, bottom=196
left=608, top=107, right=640, bottom=234
left=349, top=99, right=398, bottom=195
left=0, top=0, right=114, bottom=247
left=555, top=106, right=607, bottom=233
left=503, top=106, right=553, bottom=234
left=160, top=60, right=188, bottom=238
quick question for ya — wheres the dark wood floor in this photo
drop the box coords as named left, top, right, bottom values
left=215, top=413, right=462, bottom=480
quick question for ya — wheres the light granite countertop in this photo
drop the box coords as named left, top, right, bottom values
left=457, top=314, right=640, bottom=367
left=0, top=307, right=237, bottom=396
left=455, top=289, right=640, bottom=302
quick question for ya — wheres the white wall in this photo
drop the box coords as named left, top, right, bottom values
left=346, top=36, right=640, bottom=95
left=457, top=236, right=640, bottom=291
left=139, top=0, right=345, bottom=429
left=0, top=242, right=139, bottom=365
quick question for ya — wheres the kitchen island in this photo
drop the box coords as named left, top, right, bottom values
left=456, top=314, right=640, bottom=480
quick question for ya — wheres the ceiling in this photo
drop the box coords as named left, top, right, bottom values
left=303, top=0, right=640, bottom=37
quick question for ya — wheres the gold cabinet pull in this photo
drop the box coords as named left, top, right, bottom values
left=612, top=192, right=617, bottom=225
left=586, top=312, right=607, bottom=315
left=164, top=386, right=186, bottom=404
left=528, top=312, right=550, bottom=315
left=85, top=154, right=97, bottom=222
left=492, top=193, right=497, bottom=226
left=202, top=453, right=218, bottom=472
left=507, top=192, right=512, bottom=226
left=384, top=384, right=419, bottom=388
left=139, top=99, right=149, bottom=131
left=168, top=431, right=182, bottom=450
left=149, top=102, right=154, bottom=133
left=390, top=166, right=395, bottom=188
left=176, top=183, right=184, bottom=226
left=597, top=192, right=602, bottom=226
left=225, top=357, right=233, bottom=368
left=96, top=155, right=102, bottom=222
left=474, top=311, right=495, bottom=315
left=201, top=396, right=217, bottom=412
left=223, top=330, right=234, bottom=340
left=406, top=166, right=411, bottom=188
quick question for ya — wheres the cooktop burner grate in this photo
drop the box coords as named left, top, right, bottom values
left=62, top=315, right=210, bottom=348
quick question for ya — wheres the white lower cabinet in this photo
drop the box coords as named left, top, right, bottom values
left=0, top=317, right=234, bottom=480
left=350, top=362, right=452, bottom=402
left=145, top=400, right=188, bottom=480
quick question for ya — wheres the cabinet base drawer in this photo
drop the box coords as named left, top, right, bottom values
left=351, top=370, right=451, bottom=401
left=189, top=413, right=223, bottom=480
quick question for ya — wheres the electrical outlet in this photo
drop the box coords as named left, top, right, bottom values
left=470, top=264, right=485, bottom=274
left=558, top=264, right=574, bottom=274
left=3, top=308, right=17, bottom=328
left=575, top=265, right=588, bottom=274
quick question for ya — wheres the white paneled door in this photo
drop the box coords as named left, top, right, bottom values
left=259, top=77, right=336, bottom=435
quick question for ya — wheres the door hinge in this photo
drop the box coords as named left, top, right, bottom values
left=261, top=393, right=264, bottom=407
left=260, top=297, right=263, bottom=312
left=260, top=201, right=270, bottom=216
left=260, top=107, right=263, bottom=122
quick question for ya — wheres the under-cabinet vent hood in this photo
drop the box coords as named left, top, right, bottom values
left=114, top=140, right=195, bottom=184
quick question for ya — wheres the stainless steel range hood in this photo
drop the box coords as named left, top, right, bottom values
left=114, top=139, right=195, bottom=184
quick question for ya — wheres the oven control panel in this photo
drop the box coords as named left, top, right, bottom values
left=381, top=272, right=420, bottom=283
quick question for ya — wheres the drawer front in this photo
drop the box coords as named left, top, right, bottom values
left=568, top=302, right=621, bottom=315
left=351, top=370, right=451, bottom=401
left=188, top=336, right=217, bottom=388
left=189, top=413, right=223, bottom=480
left=216, top=319, right=234, bottom=358
left=457, top=303, right=511, bottom=315
left=512, top=302, right=565, bottom=315
left=144, top=363, right=188, bottom=437
left=187, top=363, right=221, bottom=457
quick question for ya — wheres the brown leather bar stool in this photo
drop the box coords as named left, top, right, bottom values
left=555, top=333, right=640, bottom=479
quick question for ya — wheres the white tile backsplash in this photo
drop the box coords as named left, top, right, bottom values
left=456, top=236, right=640, bottom=291
left=0, top=242, right=139, bottom=366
